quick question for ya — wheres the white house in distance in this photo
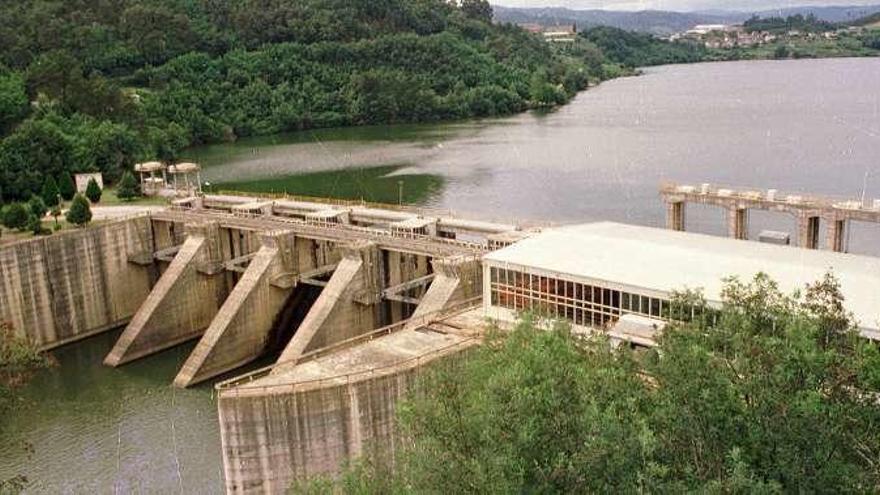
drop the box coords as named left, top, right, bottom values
left=74, top=172, right=103, bottom=193
left=482, top=222, right=880, bottom=343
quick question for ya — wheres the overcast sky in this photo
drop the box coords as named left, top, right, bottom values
left=494, top=0, right=880, bottom=12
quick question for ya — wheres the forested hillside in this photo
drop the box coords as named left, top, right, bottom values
left=0, top=0, right=588, bottom=202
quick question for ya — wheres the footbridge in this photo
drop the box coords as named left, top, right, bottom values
left=96, top=194, right=522, bottom=388
left=661, top=182, right=880, bottom=252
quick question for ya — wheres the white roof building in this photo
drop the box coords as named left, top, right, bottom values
left=483, top=222, right=880, bottom=339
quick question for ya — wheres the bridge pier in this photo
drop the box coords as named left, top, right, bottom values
left=665, top=200, right=686, bottom=231
left=406, top=255, right=481, bottom=329
left=797, top=214, right=821, bottom=250
left=104, top=221, right=229, bottom=366
left=726, top=206, right=749, bottom=240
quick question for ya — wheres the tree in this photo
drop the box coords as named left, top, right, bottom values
left=58, top=173, right=75, bottom=201
left=0, top=69, right=28, bottom=131
left=305, top=274, right=880, bottom=493
left=85, top=177, right=102, bottom=203
left=26, top=214, right=46, bottom=235
left=66, top=193, right=92, bottom=226
left=27, top=195, right=47, bottom=219
left=41, top=176, right=60, bottom=207
left=116, top=171, right=139, bottom=201
left=2, top=203, right=29, bottom=231
left=460, top=0, right=493, bottom=23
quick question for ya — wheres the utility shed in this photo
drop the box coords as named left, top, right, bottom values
left=483, top=222, right=880, bottom=340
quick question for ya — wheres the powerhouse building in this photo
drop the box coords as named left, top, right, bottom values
left=483, top=222, right=880, bottom=340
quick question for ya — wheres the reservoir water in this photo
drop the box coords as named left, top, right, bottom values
left=2, top=58, right=879, bottom=493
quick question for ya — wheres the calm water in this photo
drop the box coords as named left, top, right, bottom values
left=3, top=58, right=879, bottom=494
left=192, top=57, right=880, bottom=253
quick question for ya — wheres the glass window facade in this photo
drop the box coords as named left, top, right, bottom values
left=488, top=265, right=669, bottom=329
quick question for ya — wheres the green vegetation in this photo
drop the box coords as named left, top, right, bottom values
left=744, top=13, right=835, bottom=34
left=0, top=0, right=585, bottom=204
left=116, top=171, right=139, bottom=201
left=84, top=178, right=102, bottom=204
left=299, top=273, right=880, bottom=493
left=65, top=194, right=92, bottom=227
left=581, top=26, right=708, bottom=67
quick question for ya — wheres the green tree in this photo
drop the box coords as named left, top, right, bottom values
left=65, top=193, right=92, bottom=226
left=26, top=213, right=46, bottom=235
left=27, top=195, right=46, bottom=219
left=2, top=203, right=29, bottom=231
left=41, top=176, right=60, bottom=207
left=84, top=177, right=101, bottom=203
left=0, top=118, right=75, bottom=201
left=50, top=204, right=61, bottom=229
left=304, top=274, right=880, bottom=493
left=58, top=173, right=75, bottom=201
left=116, top=171, right=139, bottom=201
left=0, top=69, right=28, bottom=131
left=460, top=0, right=493, bottom=23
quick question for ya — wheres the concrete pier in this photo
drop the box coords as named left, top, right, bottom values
left=661, top=182, right=880, bottom=252
left=104, top=221, right=230, bottom=366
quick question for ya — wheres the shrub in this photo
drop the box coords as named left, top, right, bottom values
left=66, top=193, right=92, bottom=226
left=58, top=174, right=76, bottom=201
left=85, top=178, right=102, bottom=203
left=41, top=177, right=60, bottom=207
left=2, top=203, right=29, bottom=231
left=116, top=171, right=139, bottom=201
left=28, top=195, right=47, bottom=219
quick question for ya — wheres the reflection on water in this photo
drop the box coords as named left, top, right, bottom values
left=214, top=164, right=446, bottom=205
left=188, top=58, right=880, bottom=254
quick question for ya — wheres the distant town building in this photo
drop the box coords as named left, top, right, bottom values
left=516, top=23, right=577, bottom=42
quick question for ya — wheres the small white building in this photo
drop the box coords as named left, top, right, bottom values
left=74, top=173, right=103, bottom=193
left=482, top=222, right=880, bottom=341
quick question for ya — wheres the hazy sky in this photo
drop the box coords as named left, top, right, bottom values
left=494, top=0, right=880, bottom=12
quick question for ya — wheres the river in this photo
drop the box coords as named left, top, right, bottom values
left=2, top=58, right=878, bottom=493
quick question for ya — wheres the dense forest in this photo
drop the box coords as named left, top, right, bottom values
left=0, top=0, right=705, bottom=204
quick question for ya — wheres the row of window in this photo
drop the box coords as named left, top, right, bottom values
left=488, top=266, right=670, bottom=329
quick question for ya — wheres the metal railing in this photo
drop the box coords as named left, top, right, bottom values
left=160, top=205, right=492, bottom=254
left=215, top=297, right=482, bottom=394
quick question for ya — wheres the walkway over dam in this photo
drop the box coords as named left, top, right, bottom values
left=661, top=182, right=880, bottom=252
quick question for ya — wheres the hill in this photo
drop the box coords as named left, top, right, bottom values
left=493, top=4, right=880, bottom=34
left=0, top=0, right=591, bottom=203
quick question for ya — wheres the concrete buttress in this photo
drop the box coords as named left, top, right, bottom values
left=173, top=231, right=298, bottom=387
left=273, top=241, right=383, bottom=370
left=104, top=221, right=227, bottom=366
left=404, top=255, right=481, bottom=329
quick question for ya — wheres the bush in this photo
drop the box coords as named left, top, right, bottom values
left=116, top=171, right=139, bottom=201
left=41, top=177, right=60, bottom=207
left=85, top=178, right=102, bottom=203
left=66, top=193, right=92, bottom=226
left=26, top=214, right=47, bottom=236
left=2, top=203, right=29, bottom=231
left=58, top=174, right=76, bottom=201
left=28, top=195, right=47, bottom=219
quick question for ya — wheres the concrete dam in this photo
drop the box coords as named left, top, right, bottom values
left=3, top=187, right=879, bottom=494
left=0, top=194, right=522, bottom=493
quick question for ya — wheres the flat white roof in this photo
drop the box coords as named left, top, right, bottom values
left=484, top=222, right=880, bottom=335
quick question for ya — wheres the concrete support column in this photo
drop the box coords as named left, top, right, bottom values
left=797, top=214, right=821, bottom=249
left=173, top=230, right=299, bottom=387
left=726, top=206, right=749, bottom=240
left=825, top=217, right=847, bottom=253
left=666, top=200, right=686, bottom=231
left=404, top=255, right=482, bottom=330
left=104, top=221, right=227, bottom=366
left=273, top=241, right=384, bottom=370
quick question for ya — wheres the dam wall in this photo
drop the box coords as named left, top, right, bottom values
left=0, top=215, right=157, bottom=349
left=217, top=325, right=478, bottom=494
